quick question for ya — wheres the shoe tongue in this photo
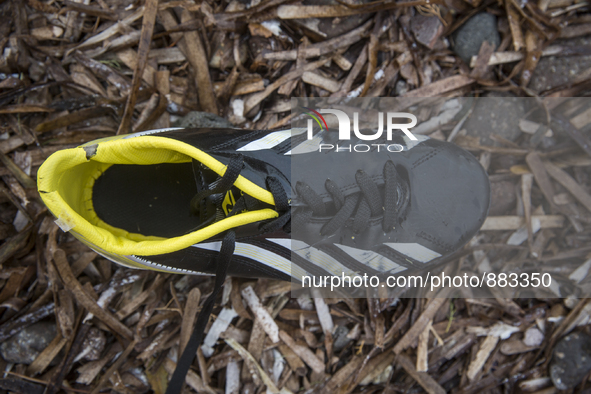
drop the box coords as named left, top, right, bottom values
left=191, top=160, right=270, bottom=224
left=192, top=160, right=226, bottom=223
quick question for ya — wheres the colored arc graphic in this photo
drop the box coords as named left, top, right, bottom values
left=302, top=107, right=328, bottom=131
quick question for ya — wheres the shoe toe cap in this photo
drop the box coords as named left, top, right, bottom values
left=403, top=139, right=491, bottom=253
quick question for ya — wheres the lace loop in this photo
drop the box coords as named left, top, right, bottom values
left=295, top=160, right=405, bottom=236
left=296, top=181, right=326, bottom=217
left=259, top=177, right=291, bottom=234
left=190, top=154, right=244, bottom=217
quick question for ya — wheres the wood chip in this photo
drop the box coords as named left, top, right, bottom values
left=179, top=287, right=200, bottom=354
left=241, top=286, right=279, bottom=343
left=244, top=58, right=330, bottom=114
left=89, top=338, right=137, bottom=394
left=225, top=338, right=293, bottom=394
left=312, top=290, right=334, bottom=335
left=544, top=161, right=591, bottom=213
left=115, top=48, right=156, bottom=86
left=76, top=343, right=122, bottom=385
left=481, top=215, right=564, bottom=230
left=226, top=361, right=241, bottom=394
left=302, top=71, right=341, bottom=93
left=264, top=20, right=371, bottom=61
left=53, top=249, right=133, bottom=340
left=356, top=351, right=395, bottom=386
left=0, top=151, right=37, bottom=189
left=417, top=321, right=431, bottom=372
left=202, top=307, right=238, bottom=357
left=279, top=330, right=325, bottom=374
left=160, top=10, right=218, bottom=115
left=466, top=335, right=499, bottom=381
left=115, top=274, right=167, bottom=320
left=324, top=355, right=364, bottom=391
left=570, top=107, right=591, bottom=130
left=67, top=7, right=145, bottom=55
left=332, top=43, right=368, bottom=97
left=277, top=5, right=363, bottom=18
left=506, top=0, right=524, bottom=51
left=117, top=0, right=159, bottom=135
left=333, top=54, right=352, bottom=71
left=403, top=75, right=475, bottom=98
left=522, top=173, right=534, bottom=250
left=393, top=296, right=448, bottom=355
left=527, top=151, right=558, bottom=210
left=278, top=344, right=307, bottom=376
left=397, top=353, right=446, bottom=394
left=469, top=41, right=495, bottom=80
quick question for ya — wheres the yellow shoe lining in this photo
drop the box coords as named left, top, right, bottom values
left=37, top=135, right=278, bottom=256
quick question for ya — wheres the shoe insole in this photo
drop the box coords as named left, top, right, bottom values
left=92, top=163, right=202, bottom=238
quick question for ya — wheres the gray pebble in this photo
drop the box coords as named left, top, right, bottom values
left=452, top=13, right=500, bottom=64
left=489, top=180, right=517, bottom=216
left=550, top=332, right=591, bottom=390
left=523, top=327, right=544, bottom=348
left=333, top=325, right=353, bottom=352
left=463, top=92, right=525, bottom=146
left=529, top=36, right=591, bottom=93
left=0, top=322, right=57, bottom=365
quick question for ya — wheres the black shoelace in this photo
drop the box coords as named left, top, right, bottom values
left=167, top=159, right=401, bottom=393
left=166, top=155, right=290, bottom=394
left=294, top=160, right=407, bottom=235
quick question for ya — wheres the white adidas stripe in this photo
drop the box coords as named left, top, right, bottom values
left=288, top=239, right=361, bottom=279
left=385, top=243, right=441, bottom=263
left=269, top=239, right=439, bottom=276
left=334, top=244, right=407, bottom=274
left=285, top=132, right=323, bottom=155
left=401, top=134, right=429, bottom=150
left=125, top=254, right=210, bottom=275
left=193, top=241, right=306, bottom=278
left=236, top=128, right=307, bottom=152
left=266, top=238, right=292, bottom=249
left=237, top=130, right=291, bottom=152
left=122, top=127, right=184, bottom=139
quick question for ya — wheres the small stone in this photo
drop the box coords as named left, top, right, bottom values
left=463, top=92, right=525, bottom=146
left=0, top=322, right=57, bottom=365
left=452, top=13, right=500, bottom=64
left=564, top=295, right=579, bottom=310
left=28, top=61, right=46, bottom=82
left=394, top=80, right=408, bottom=96
left=411, top=15, right=444, bottom=49
left=333, top=325, right=353, bottom=351
left=172, top=111, right=233, bottom=129
left=489, top=180, right=516, bottom=216
left=529, top=36, right=591, bottom=93
left=523, top=327, right=544, bottom=347
left=550, top=332, right=591, bottom=390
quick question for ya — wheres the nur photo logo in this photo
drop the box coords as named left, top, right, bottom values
left=299, top=107, right=419, bottom=153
